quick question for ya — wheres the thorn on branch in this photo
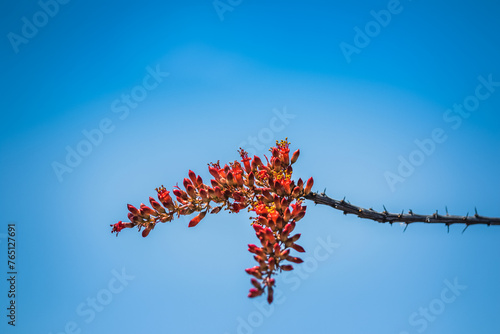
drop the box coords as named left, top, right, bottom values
left=462, top=224, right=469, bottom=234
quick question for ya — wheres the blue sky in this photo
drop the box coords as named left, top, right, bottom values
left=1, top=0, right=500, bottom=333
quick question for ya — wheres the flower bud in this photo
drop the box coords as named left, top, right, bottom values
left=149, top=197, right=166, bottom=214
left=275, top=216, right=284, bottom=230
left=185, top=184, right=197, bottom=199
left=131, top=215, right=142, bottom=224
left=248, top=288, right=263, bottom=298
left=283, top=207, right=291, bottom=222
left=252, top=156, right=263, bottom=168
left=272, top=157, right=282, bottom=171
left=262, top=189, right=273, bottom=203
left=291, top=243, right=305, bottom=253
left=226, top=171, right=235, bottom=186
left=248, top=244, right=265, bottom=257
left=304, top=177, right=314, bottom=195
left=214, top=187, right=223, bottom=199
left=281, top=264, right=293, bottom=271
left=248, top=244, right=258, bottom=252
left=247, top=172, right=255, bottom=188
left=183, top=178, right=193, bottom=189
left=140, top=203, right=156, bottom=216
left=245, top=266, right=262, bottom=279
left=254, top=254, right=267, bottom=265
left=282, top=223, right=294, bottom=237
left=291, top=149, right=300, bottom=164
left=187, top=170, right=197, bottom=183
left=274, top=180, right=284, bottom=196
left=294, top=210, right=306, bottom=222
left=251, top=278, right=262, bottom=290
left=253, top=224, right=264, bottom=234
left=268, top=256, right=276, bottom=271
left=267, top=287, right=274, bottom=304
left=210, top=206, right=222, bottom=214
left=297, top=178, right=304, bottom=190
left=258, top=216, right=269, bottom=227
left=288, top=233, right=301, bottom=243
left=127, top=204, right=140, bottom=216
left=279, top=249, right=290, bottom=259
left=286, top=256, right=304, bottom=264
left=142, top=227, right=151, bottom=237
left=208, top=166, right=220, bottom=180
left=159, top=215, right=171, bottom=222
left=264, top=228, right=276, bottom=244
left=173, top=188, right=187, bottom=200
left=199, top=188, right=210, bottom=202
left=188, top=211, right=207, bottom=227
left=273, top=194, right=281, bottom=211
left=196, top=175, right=203, bottom=187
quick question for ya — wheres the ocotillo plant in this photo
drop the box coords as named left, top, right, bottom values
left=111, top=139, right=500, bottom=304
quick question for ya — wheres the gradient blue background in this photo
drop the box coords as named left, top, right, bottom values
left=1, top=1, right=500, bottom=333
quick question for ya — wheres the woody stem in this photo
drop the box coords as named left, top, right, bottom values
left=304, top=192, right=500, bottom=227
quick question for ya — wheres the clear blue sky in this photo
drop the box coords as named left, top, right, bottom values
left=1, top=1, right=500, bottom=333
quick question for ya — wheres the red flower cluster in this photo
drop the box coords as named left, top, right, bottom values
left=111, top=139, right=313, bottom=303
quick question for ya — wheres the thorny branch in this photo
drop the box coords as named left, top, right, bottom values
left=304, top=192, right=500, bottom=231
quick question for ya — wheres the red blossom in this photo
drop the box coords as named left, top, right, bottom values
left=111, top=221, right=125, bottom=234
left=255, top=203, right=268, bottom=215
